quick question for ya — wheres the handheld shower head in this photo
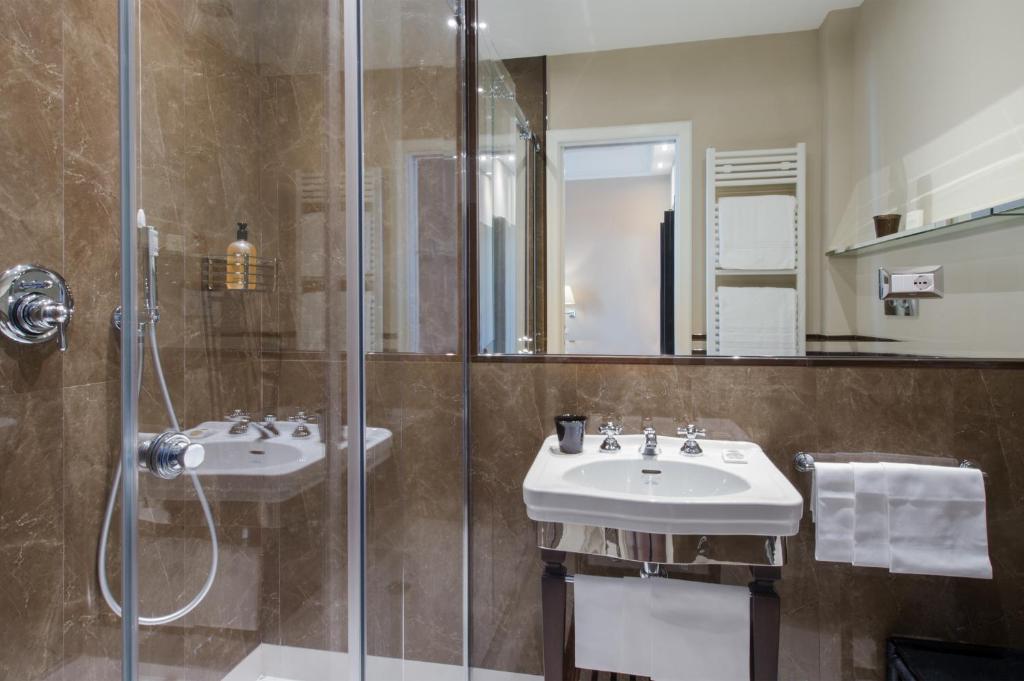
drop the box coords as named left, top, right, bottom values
left=137, top=209, right=160, bottom=322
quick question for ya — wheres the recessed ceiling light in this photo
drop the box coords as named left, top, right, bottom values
left=447, top=17, right=458, bottom=28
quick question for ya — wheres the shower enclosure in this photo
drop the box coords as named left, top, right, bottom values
left=0, top=0, right=467, bottom=679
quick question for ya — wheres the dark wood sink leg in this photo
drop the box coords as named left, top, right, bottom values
left=749, top=566, right=782, bottom=681
left=541, top=549, right=568, bottom=681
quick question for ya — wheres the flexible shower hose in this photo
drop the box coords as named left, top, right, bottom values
left=97, top=323, right=219, bottom=626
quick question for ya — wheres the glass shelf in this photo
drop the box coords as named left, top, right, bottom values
left=826, top=197, right=1024, bottom=257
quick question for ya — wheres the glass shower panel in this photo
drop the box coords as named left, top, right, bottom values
left=130, top=0, right=351, bottom=678
left=477, top=55, right=533, bottom=354
left=362, top=0, right=467, bottom=676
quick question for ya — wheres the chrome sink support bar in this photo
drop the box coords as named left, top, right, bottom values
left=537, top=521, right=785, bottom=567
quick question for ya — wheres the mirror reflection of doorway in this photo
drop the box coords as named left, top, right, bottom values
left=547, top=122, right=693, bottom=355
left=561, top=142, right=675, bottom=354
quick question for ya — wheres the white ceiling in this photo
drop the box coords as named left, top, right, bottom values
left=479, top=0, right=863, bottom=60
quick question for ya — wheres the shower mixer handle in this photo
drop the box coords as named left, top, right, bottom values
left=0, top=264, right=74, bottom=351
left=139, top=431, right=206, bottom=480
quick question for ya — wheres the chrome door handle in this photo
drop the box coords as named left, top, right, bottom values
left=0, top=264, right=75, bottom=351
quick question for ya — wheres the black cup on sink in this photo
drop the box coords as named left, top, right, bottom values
left=554, top=414, right=588, bottom=453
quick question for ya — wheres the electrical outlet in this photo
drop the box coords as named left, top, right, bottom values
left=879, top=266, right=944, bottom=299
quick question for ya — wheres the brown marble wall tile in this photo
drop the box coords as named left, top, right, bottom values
left=0, top=389, right=65, bottom=680
left=62, top=0, right=120, bottom=389
left=0, top=0, right=65, bottom=397
left=470, top=362, right=578, bottom=674
left=469, top=361, right=1024, bottom=679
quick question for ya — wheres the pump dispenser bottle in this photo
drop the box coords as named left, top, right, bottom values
left=226, top=222, right=256, bottom=289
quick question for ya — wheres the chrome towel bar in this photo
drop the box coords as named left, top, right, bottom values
left=793, top=452, right=982, bottom=475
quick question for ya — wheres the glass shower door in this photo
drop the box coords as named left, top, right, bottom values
left=122, top=0, right=355, bottom=678
left=116, top=0, right=467, bottom=678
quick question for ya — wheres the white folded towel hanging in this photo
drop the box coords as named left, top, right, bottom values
left=717, top=194, right=796, bottom=270
left=650, top=578, right=749, bottom=681
left=574, top=575, right=651, bottom=676
left=574, top=575, right=750, bottom=680
left=883, top=463, right=992, bottom=579
left=716, top=286, right=797, bottom=356
left=813, top=462, right=855, bottom=563
left=851, top=463, right=890, bottom=568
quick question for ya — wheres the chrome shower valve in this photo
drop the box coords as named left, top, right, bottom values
left=0, top=264, right=74, bottom=351
left=138, top=431, right=205, bottom=479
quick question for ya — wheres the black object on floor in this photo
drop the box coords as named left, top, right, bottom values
left=887, top=636, right=1024, bottom=681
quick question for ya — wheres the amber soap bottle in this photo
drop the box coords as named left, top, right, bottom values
left=226, top=222, right=256, bottom=289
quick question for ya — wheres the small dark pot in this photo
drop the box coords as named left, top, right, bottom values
left=554, top=414, right=587, bottom=453
left=873, top=214, right=902, bottom=238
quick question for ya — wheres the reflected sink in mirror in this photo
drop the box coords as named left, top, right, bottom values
left=524, top=433, right=802, bottom=536
left=140, top=421, right=393, bottom=506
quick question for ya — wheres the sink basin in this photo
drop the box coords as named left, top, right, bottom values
left=563, top=459, right=751, bottom=497
left=523, top=434, right=803, bottom=536
left=182, top=420, right=392, bottom=477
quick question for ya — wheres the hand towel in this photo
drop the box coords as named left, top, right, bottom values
left=852, top=463, right=890, bottom=568
left=716, top=287, right=797, bottom=356
left=650, top=578, right=749, bottom=681
left=717, top=194, right=796, bottom=270
left=574, top=575, right=651, bottom=676
left=813, top=462, right=855, bottom=563
left=883, top=463, right=992, bottom=579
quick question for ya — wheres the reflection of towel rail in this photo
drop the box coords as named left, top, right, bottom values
left=793, top=451, right=984, bottom=477
left=706, top=144, right=805, bottom=356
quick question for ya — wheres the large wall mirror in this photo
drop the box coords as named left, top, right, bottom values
left=473, top=0, right=1024, bottom=359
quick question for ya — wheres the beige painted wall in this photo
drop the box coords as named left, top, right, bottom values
left=547, top=31, right=824, bottom=336
left=821, top=0, right=1024, bottom=355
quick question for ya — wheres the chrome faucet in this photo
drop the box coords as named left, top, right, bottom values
left=678, top=423, right=706, bottom=456
left=258, top=414, right=280, bottom=438
left=639, top=425, right=660, bottom=458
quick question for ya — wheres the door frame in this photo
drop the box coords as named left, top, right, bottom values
left=545, top=121, right=693, bottom=354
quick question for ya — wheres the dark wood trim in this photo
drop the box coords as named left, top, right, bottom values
left=260, top=349, right=1024, bottom=368
left=470, top=353, right=1024, bottom=369
left=749, top=566, right=783, bottom=681
left=540, top=549, right=568, bottom=681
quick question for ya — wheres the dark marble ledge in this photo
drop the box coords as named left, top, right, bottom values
left=470, top=353, right=1024, bottom=369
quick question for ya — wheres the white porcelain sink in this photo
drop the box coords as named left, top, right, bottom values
left=181, top=420, right=392, bottom=477
left=523, top=434, right=803, bottom=536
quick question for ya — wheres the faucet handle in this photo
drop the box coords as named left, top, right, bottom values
left=598, top=414, right=622, bottom=452
left=677, top=423, right=706, bottom=439
left=678, top=423, right=705, bottom=456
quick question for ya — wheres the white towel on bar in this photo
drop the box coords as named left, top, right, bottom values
left=650, top=578, right=749, bottom=681
left=716, top=286, right=797, bottom=356
left=717, top=194, right=796, bottom=270
left=851, top=463, right=890, bottom=568
left=574, top=576, right=750, bottom=680
left=813, top=462, right=855, bottom=563
left=884, top=463, right=992, bottom=579
left=574, top=575, right=651, bottom=676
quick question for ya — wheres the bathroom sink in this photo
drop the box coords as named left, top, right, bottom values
left=523, top=434, right=803, bottom=536
left=181, top=420, right=392, bottom=477
left=138, top=421, right=393, bottom=507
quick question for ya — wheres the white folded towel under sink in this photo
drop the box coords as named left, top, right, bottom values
left=575, top=574, right=749, bottom=680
